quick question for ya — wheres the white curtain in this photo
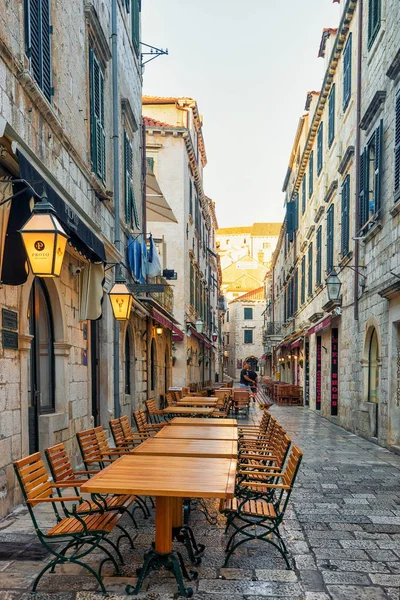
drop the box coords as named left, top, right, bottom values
left=79, top=262, right=105, bottom=321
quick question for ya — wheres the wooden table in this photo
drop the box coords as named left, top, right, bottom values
left=169, top=417, right=238, bottom=427
left=176, top=397, right=218, bottom=407
left=161, top=407, right=215, bottom=416
left=133, top=437, right=238, bottom=459
left=156, top=425, right=238, bottom=441
left=80, top=454, right=236, bottom=596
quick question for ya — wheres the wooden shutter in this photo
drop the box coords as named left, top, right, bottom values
left=317, top=123, right=323, bottom=175
left=358, top=149, right=367, bottom=231
left=124, top=132, right=140, bottom=229
left=343, top=34, right=352, bottom=110
left=294, top=268, right=298, bottom=313
left=90, top=50, right=106, bottom=182
left=132, top=0, right=140, bottom=54
left=341, top=175, right=350, bottom=256
left=286, top=201, right=295, bottom=242
left=328, top=84, right=335, bottom=147
left=395, top=91, right=400, bottom=199
left=309, top=151, right=314, bottom=198
left=374, top=120, right=383, bottom=214
left=316, top=226, right=322, bottom=285
left=302, top=176, right=306, bottom=214
left=301, top=256, right=305, bottom=305
left=308, top=243, right=313, bottom=296
left=326, top=205, right=334, bottom=273
left=25, top=0, right=52, bottom=102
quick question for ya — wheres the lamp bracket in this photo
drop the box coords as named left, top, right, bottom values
left=334, top=264, right=367, bottom=279
left=0, top=178, right=42, bottom=207
left=141, top=42, right=168, bottom=68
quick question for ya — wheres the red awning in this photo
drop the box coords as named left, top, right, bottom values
left=291, top=338, right=303, bottom=349
left=188, top=325, right=215, bottom=350
left=152, top=308, right=184, bottom=341
left=308, top=315, right=332, bottom=336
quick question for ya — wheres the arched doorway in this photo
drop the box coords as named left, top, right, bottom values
left=368, top=328, right=380, bottom=437
left=27, top=279, right=55, bottom=453
left=245, top=356, right=258, bottom=373
left=150, top=338, right=156, bottom=392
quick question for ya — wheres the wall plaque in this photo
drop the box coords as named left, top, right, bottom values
left=2, top=329, right=18, bottom=350
left=316, top=336, right=322, bottom=410
left=2, top=309, right=18, bottom=331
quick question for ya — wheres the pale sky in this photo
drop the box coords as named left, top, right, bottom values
left=142, top=0, right=341, bottom=228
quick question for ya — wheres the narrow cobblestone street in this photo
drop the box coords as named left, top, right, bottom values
left=1, top=406, right=400, bottom=600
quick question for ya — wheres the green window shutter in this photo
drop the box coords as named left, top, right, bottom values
left=341, top=175, right=350, bottom=256
left=190, top=262, right=194, bottom=306
left=328, top=84, right=335, bottom=147
left=316, top=226, right=322, bottom=285
left=395, top=91, right=400, bottom=200
left=359, top=149, right=367, bottom=231
left=286, top=201, right=295, bottom=242
left=317, top=123, right=323, bottom=175
left=301, top=256, right=305, bottom=305
left=294, top=193, right=299, bottom=231
left=294, top=268, right=298, bottom=313
left=124, top=132, right=140, bottom=229
left=373, top=119, right=383, bottom=214
left=90, top=50, right=106, bottom=182
left=326, top=205, right=334, bottom=273
left=189, top=181, right=193, bottom=216
left=146, top=157, right=154, bottom=172
left=308, top=243, right=313, bottom=296
left=343, top=34, right=352, bottom=111
left=302, top=176, right=306, bottom=213
left=132, top=0, right=140, bottom=54
left=244, top=307, right=253, bottom=320
left=25, top=0, right=52, bottom=102
left=309, top=151, right=314, bottom=198
left=368, top=0, right=381, bottom=48
left=244, top=330, right=253, bottom=344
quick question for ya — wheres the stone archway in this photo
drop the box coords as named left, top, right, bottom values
left=361, top=319, right=382, bottom=439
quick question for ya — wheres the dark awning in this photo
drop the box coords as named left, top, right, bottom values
left=18, top=153, right=106, bottom=263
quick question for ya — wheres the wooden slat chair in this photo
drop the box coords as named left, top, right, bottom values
left=110, top=418, right=149, bottom=449
left=14, top=452, right=128, bottom=595
left=238, top=409, right=271, bottom=438
left=232, top=389, right=250, bottom=417
left=133, top=409, right=164, bottom=434
left=145, top=398, right=166, bottom=424
left=220, top=445, right=303, bottom=568
left=166, top=392, right=177, bottom=406
left=45, top=442, right=142, bottom=529
left=239, top=420, right=283, bottom=455
left=211, top=396, right=232, bottom=418
left=238, top=414, right=277, bottom=445
left=77, top=426, right=150, bottom=518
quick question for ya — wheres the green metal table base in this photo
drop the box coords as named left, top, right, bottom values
left=126, top=548, right=197, bottom=597
left=173, top=525, right=205, bottom=565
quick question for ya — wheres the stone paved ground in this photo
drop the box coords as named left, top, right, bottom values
left=1, top=405, right=400, bottom=599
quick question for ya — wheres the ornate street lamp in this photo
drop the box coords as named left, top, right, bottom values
left=156, top=327, right=163, bottom=335
left=109, top=275, right=133, bottom=321
left=195, top=318, right=204, bottom=334
left=326, top=269, right=342, bottom=302
left=19, top=187, right=69, bottom=277
left=212, top=331, right=218, bottom=343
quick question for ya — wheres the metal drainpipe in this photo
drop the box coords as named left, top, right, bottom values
left=354, top=0, right=363, bottom=321
left=112, top=0, right=121, bottom=418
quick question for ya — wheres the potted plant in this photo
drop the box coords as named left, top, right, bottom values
left=172, top=356, right=177, bottom=366
left=298, top=358, right=304, bottom=368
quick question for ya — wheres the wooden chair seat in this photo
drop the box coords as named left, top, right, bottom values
left=78, top=494, right=134, bottom=513
left=47, top=511, right=121, bottom=536
left=223, top=498, right=276, bottom=518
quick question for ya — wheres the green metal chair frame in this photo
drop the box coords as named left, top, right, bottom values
left=13, top=452, right=130, bottom=595
left=221, top=445, right=303, bottom=569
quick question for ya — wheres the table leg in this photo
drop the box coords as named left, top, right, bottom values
left=172, top=498, right=205, bottom=564
left=126, top=496, right=196, bottom=598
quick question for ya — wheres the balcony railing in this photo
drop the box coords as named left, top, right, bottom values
left=148, top=275, right=174, bottom=314
left=264, top=322, right=284, bottom=336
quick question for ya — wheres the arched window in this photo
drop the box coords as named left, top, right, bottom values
left=150, top=338, right=156, bottom=391
left=368, top=328, right=379, bottom=403
left=125, top=330, right=131, bottom=395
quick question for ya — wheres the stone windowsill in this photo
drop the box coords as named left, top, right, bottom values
left=362, top=220, right=383, bottom=244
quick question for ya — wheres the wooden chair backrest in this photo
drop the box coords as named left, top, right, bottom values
left=145, top=399, right=157, bottom=416
left=166, top=393, right=175, bottom=406
left=14, top=452, right=53, bottom=506
left=77, top=427, right=102, bottom=467
left=45, top=443, right=74, bottom=483
left=282, top=445, right=303, bottom=488
left=233, top=390, right=250, bottom=401
left=120, top=415, right=134, bottom=440
left=273, top=434, right=291, bottom=469
left=214, top=390, right=228, bottom=402
left=133, top=409, right=147, bottom=433
left=95, top=426, right=113, bottom=455
left=182, top=387, right=191, bottom=395
left=110, top=418, right=127, bottom=448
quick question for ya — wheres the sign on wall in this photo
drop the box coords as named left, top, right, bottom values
left=1, top=308, right=18, bottom=350
left=331, top=328, right=339, bottom=416
left=316, top=336, right=322, bottom=410
left=305, top=338, right=310, bottom=406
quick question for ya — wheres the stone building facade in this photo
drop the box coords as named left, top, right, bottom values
left=143, top=98, right=220, bottom=387
left=216, top=223, right=281, bottom=271
left=0, top=0, right=174, bottom=517
left=266, top=0, right=400, bottom=449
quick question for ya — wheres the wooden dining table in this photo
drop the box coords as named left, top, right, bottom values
left=169, top=417, right=238, bottom=427
left=176, top=397, right=218, bottom=407
left=132, top=436, right=238, bottom=459
left=161, top=406, right=215, bottom=416
left=80, top=454, right=236, bottom=597
left=155, top=425, right=238, bottom=441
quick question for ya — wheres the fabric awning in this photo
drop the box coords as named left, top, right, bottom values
left=308, top=315, right=332, bottom=336
left=146, top=172, right=177, bottom=224
left=188, top=324, right=215, bottom=350
left=291, top=338, right=303, bottom=349
left=0, top=180, right=12, bottom=280
left=152, top=308, right=185, bottom=341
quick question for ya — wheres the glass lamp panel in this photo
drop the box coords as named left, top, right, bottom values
left=110, top=283, right=133, bottom=320
left=21, top=231, right=57, bottom=275
left=51, top=232, right=68, bottom=277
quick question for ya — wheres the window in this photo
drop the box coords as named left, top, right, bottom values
left=316, top=226, right=322, bottom=286
left=132, top=0, right=140, bottom=54
left=125, top=331, right=131, bottom=394
left=25, top=0, right=52, bottom=102
left=124, top=132, right=140, bottom=229
left=328, top=85, right=336, bottom=148
left=368, top=0, right=381, bottom=49
left=301, top=255, right=306, bottom=305
left=89, top=48, right=106, bottom=182
left=308, top=243, right=313, bottom=297
left=226, top=333, right=230, bottom=345
left=244, top=307, right=253, bottom=320
left=394, top=90, right=400, bottom=201
left=326, top=204, right=334, bottom=273
left=317, top=123, right=323, bottom=175
left=309, top=151, right=314, bottom=198
left=359, top=120, right=383, bottom=232
left=286, top=197, right=298, bottom=242
left=294, top=268, right=298, bottom=313
left=368, top=328, right=379, bottom=402
left=226, top=309, right=229, bottom=323
left=302, top=176, right=306, bottom=214
left=263, top=242, right=270, bottom=249
left=190, top=262, right=194, bottom=306
left=343, top=34, right=352, bottom=111
left=150, top=338, right=156, bottom=391
left=146, top=157, right=154, bottom=172
left=189, top=181, right=193, bottom=216
left=244, top=330, right=253, bottom=344
left=341, top=175, right=350, bottom=257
